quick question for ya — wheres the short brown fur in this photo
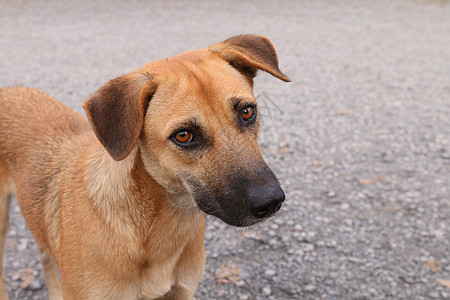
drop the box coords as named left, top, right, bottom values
left=0, top=35, right=289, bottom=299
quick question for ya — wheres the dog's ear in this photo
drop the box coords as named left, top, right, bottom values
left=209, top=34, right=291, bottom=82
left=82, top=73, right=157, bottom=161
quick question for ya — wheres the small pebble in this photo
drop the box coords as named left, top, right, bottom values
left=326, top=191, right=337, bottom=198
left=304, top=284, right=316, bottom=292
left=262, top=286, right=272, bottom=296
left=235, top=280, right=246, bottom=287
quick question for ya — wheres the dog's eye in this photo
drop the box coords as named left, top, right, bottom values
left=241, top=106, right=256, bottom=122
left=173, top=130, right=194, bottom=144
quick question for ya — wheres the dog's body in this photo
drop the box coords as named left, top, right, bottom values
left=0, top=35, right=289, bottom=299
left=0, top=88, right=206, bottom=299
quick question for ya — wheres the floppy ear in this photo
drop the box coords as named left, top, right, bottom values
left=209, top=34, right=291, bottom=82
left=82, top=73, right=157, bottom=161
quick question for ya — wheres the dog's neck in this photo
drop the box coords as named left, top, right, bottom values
left=83, top=143, right=204, bottom=240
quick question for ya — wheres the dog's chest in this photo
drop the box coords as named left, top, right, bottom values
left=139, top=210, right=204, bottom=298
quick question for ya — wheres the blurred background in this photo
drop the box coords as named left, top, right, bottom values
left=1, top=0, right=449, bottom=299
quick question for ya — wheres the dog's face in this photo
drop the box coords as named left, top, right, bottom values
left=83, top=35, right=290, bottom=227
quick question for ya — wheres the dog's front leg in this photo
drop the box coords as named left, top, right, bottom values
left=0, top=182, right=11, bottom=300
left=156, top=284, right=196, bottom=300
left=40, top=249, right=63, bottom=300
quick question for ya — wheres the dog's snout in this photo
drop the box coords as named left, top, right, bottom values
left=246, top=185, right=285, bottom=218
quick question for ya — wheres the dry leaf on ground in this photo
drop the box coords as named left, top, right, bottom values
left=19, top=268, right=36, bottom=289
left=336, top=109, right=353, bottom=115
left=438, top=279, right=450, bottom=289
left=278, top=147, right=290, bottom=154
left=426, top=259, right=439, bottom=272
left=215, top=261, right=241, bottom=284
left=311, top=161, right=327, bottom=168
left=6, top=238, right=16, bottom=248
left=357, top=177, right=388, bottom=185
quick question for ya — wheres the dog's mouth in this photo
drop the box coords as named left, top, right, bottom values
left=201, top=200, right=284, bottom=227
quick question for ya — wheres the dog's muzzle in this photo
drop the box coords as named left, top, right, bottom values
left=190, top=162, right=285, bottom=227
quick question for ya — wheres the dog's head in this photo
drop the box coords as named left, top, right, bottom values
left=83, top=35, right=290, bottom=227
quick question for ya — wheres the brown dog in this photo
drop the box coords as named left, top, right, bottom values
left=0, top=35, right=290, bottom=299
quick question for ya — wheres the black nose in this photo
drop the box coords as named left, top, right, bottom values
left=246, top=185, right=285, bottom=218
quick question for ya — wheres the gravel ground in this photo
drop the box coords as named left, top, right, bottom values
left=1, top=0, right=449, bottom=299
